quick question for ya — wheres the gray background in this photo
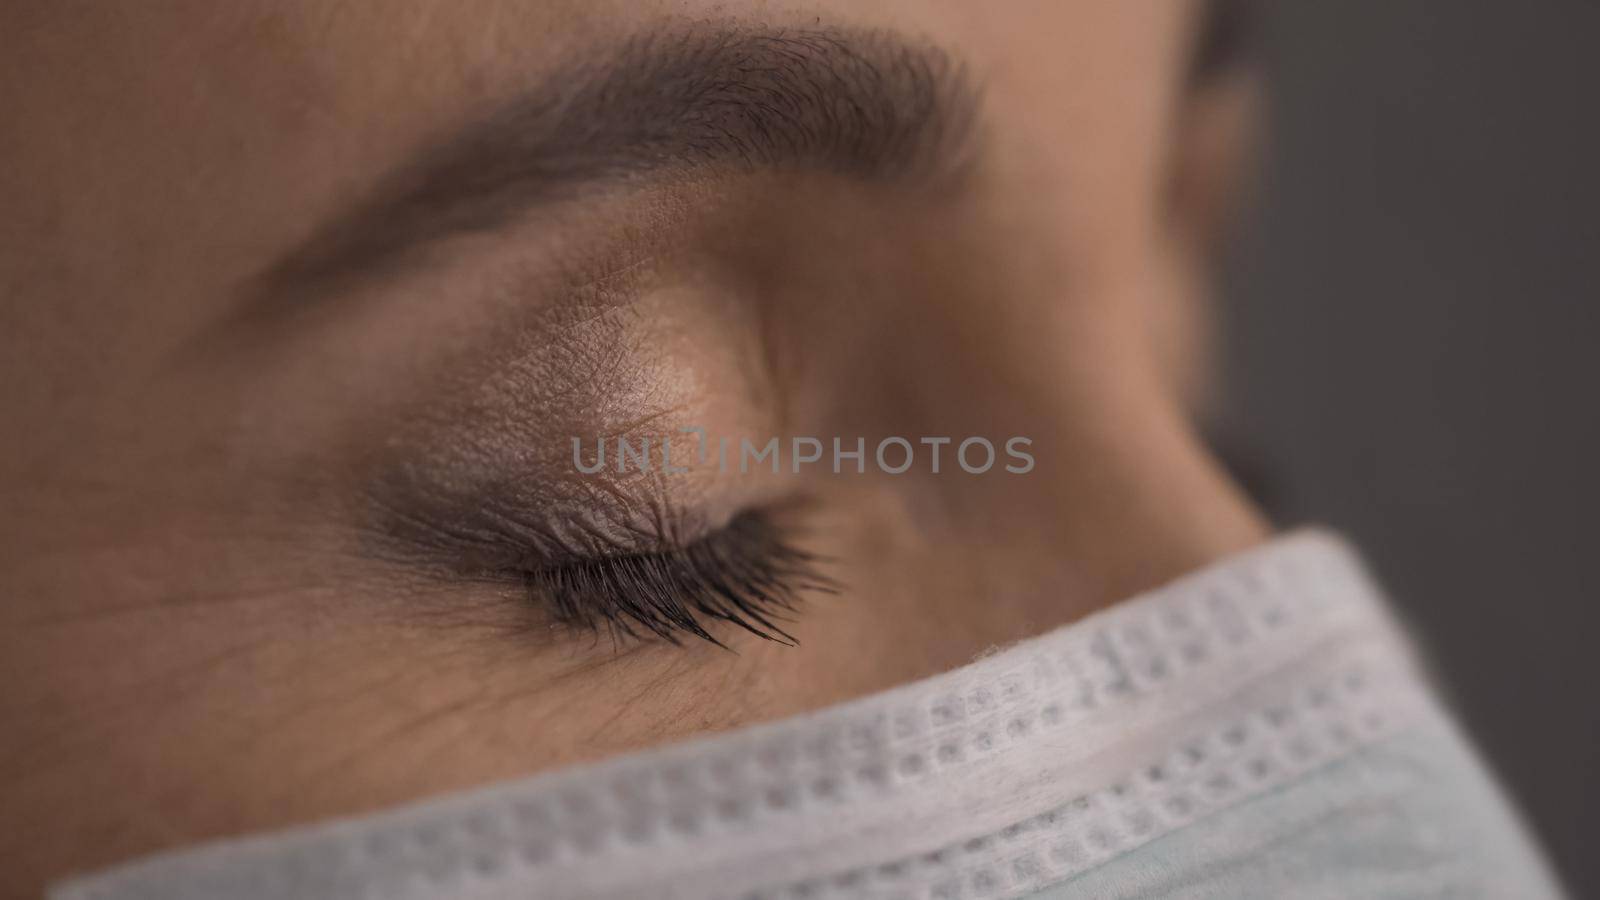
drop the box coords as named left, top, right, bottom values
left=1223, top=2, right=1599, bottom=894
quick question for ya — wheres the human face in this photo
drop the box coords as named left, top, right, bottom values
left=0, top=1, right=1262, bottom=892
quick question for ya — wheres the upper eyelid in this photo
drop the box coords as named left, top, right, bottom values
left=526, top=508, right=825, bottom=646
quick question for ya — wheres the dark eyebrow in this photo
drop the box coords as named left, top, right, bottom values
left=256, top=25, right=978, bottom=307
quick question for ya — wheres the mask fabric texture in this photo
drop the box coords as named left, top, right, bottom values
left=52, top=531, right=1565, bottom=899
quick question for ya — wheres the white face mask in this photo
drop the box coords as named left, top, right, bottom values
left=53, top=532, right=1563, bottom=900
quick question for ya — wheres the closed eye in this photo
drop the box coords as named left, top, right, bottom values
left=519, top=508, right=834, bottom=647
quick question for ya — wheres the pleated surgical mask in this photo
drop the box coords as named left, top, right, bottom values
left=52, top=531, right=1564, bottom=900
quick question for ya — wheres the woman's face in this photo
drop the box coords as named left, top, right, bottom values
left=0, top=0, right=1262, bottom=890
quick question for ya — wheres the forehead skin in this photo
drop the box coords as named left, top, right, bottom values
left=0, top=1, right=1225, bottom=894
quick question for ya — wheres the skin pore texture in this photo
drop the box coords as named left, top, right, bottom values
left=0, top=1, right=1265, bottom=895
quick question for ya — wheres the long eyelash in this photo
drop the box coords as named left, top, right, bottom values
left=523, top=510, right=834, bottom=647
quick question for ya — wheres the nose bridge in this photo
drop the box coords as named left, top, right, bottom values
left=727, top=170, right=1162, bottom=486
left=831, top=223, right=1136, bottom=446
